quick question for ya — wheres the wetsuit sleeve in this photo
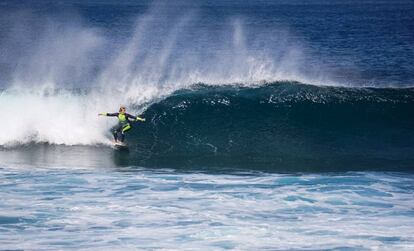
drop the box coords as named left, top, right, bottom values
left=125, top=113, right=137, bottom=121
left=106, top=113, right=119, bottom=117
left=125, top=113, right=145, bottom=121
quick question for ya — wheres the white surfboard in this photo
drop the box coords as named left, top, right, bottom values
left=112, top=141, right=128, bottom=149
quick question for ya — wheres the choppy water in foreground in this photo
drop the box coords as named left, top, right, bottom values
left=1, top=166, right=413, bottom=250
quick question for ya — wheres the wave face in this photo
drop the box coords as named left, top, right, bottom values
left=114, top=82, right=414, bottom=171
left=1, top=82, right=413, bottom=172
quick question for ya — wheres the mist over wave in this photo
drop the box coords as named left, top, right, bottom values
left=0, top=2, right=335, bottom=146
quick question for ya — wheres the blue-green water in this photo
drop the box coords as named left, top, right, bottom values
left=0, top=0, right=413, bottom=249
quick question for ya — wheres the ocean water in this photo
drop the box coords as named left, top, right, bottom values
left=1, top=166, right=414, bottom=250
left=0, top=0, right=414, bottom=250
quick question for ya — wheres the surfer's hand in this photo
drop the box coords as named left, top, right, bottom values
left=98, top=113, right=106, bottom=116
left=136, top=117, right=145, bottom=122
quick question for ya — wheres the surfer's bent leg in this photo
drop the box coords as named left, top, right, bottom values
left=112, top=124, right=123, bottom=142
left=119, top=123, right=131, bottom=142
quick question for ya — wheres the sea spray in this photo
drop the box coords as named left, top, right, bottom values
left=0, top=4, right=331, bottom=146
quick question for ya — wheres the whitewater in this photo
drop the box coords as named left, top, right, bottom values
left=1, top=166, right=414, bottom=250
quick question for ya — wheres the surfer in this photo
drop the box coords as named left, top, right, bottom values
left=99, top=106, right=145, bottom=143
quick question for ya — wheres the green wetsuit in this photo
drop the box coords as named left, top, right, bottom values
left=105, top=112, right=139, bottom=142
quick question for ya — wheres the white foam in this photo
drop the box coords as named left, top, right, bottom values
left=1, top=170, right=413, bottom=250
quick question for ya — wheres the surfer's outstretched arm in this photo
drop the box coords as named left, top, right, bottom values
left=98, top=111, right=145, bottom=121
left=135, top=116, right=146, bottom=122
left=98, top=112, right=119, bottom=116
left=125, top=113, right=146, bottom=122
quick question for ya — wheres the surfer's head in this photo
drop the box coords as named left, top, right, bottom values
left=119, top=106, right=126, bottom=113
